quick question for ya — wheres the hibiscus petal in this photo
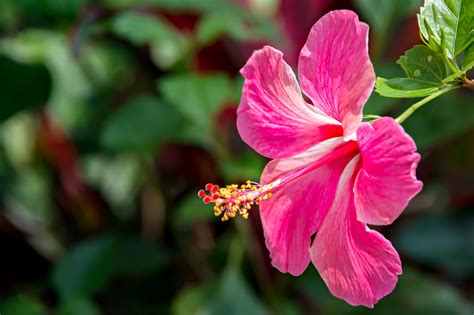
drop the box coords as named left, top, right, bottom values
left=311, top=156, right=402, bottom=308
left=237, top=46, right=342, bottom=159
left=355, top=117, right=423, bottom=225
left=260, top=137, right=351, bottom=275
left=298, top=10, right=375, bottom=138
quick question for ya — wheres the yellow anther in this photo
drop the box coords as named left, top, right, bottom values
left=201, top=179, right=274, bottom=222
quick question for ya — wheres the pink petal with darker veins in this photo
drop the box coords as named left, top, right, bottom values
left=355, top=117, right=423, bottom=225
left=298, top=10, right=375, bottom=138
left=237, top=46, right=342, bottom=159
left=311, top=157, right=402, bottom=308
left=260, top=138, right=352, bottom=275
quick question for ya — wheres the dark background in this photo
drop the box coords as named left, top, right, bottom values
left=0, top=0, right=473, bottom=314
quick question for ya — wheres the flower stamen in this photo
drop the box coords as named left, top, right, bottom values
left=197, top=180, right=274, bottom=221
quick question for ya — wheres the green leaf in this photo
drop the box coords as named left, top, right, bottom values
left=207, top=271, right=269, bottom=315
left=294, top=266, right=471, bottom=315
left=57, top=298, right=101, bottom=315
left=5, top=167, right=54, bottom=226
left=398, top=45, right=447, bottom=82
left=0, top=55, right=51, bottom=122
left=0, top=30, right=93, bottom=131
left=172, top=271, right=269, bottom=315
left=0, top=295, right=49, bottom=315
left=52, top=235, right=119, bottom=299
left=82, top=154, right=143, bottom=219
left=462, top=42, right=474, bottom=70
left=111, top=12, right=188, bottom=68
left=364, top=63, right=404, bottom=114
left=101, top=0, right=232, bottom=11
left=52, top=234, right=167, bottom=300
left=172, top=284, right=214, bottom=315
left=197, top=13, right=248, bottom=45
left=375, top=77, right=441, bottom=98
left=394, top=211, right=474, bottom=275
left=101, top=94, right=184, bottom=151
left=196, top=11, right=279, bottom=46
left=113, top=237, right=168, bottom=276
left=0, top=0, right=20, bottom=30
left=418, top=0, right=474, bottom=58
left=375, top=46, right=450, bottom=98
left=157, top=74, right=233, bottom=130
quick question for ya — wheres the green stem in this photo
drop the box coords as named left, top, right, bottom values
left=395, top=84, right=461, bottom=124
left=444, top=56, right=459, bottom=74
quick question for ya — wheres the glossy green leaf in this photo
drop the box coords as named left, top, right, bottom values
left=394, top=211, right=474, bottom=275
left=398, top=45, right=447, bottom=82
left=101, top=94, right=184, bottom=151
left=462, top=42, right=474, bottom=70
left=0, top=55, right=51, bottom=122
left=418, top=0, right=474, bottom=58
left=375, top=77, right=441, bottom=97
left=375, top=46, right=450, bottom=98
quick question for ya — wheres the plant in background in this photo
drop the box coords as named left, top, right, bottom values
left=200, top=0, right=473, bottom=308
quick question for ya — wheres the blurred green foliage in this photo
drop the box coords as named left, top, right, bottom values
left=0, top=0, right=473, bottom=315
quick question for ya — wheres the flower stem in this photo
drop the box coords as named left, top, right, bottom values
left=395, top=84, right=461, bottom=124
left=445, top=57, right=460, bottom=74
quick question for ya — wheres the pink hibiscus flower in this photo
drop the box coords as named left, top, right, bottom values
left=198, top=10, right=423, bottom=307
